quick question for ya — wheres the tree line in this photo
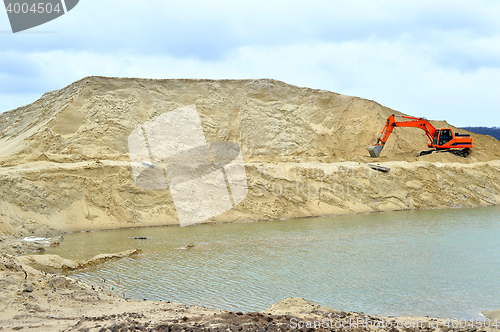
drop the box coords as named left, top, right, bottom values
left=461, top=127, right=500, bottom=141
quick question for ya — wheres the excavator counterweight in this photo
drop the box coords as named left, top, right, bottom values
left=369, top=114, right=473, bottom=158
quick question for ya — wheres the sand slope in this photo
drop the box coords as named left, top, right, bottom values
left=0, top=77, right=499, bottom=235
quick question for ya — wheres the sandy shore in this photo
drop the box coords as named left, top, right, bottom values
left=1, top=238, right=499, bottom=332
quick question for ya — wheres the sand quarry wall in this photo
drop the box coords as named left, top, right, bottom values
left=0, top=77, right=499, bottom=236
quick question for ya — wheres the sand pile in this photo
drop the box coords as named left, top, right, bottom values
left=0, top=77, right=499, bottom=235
left=16, top=248, right=141, bottom=273
left=1, top=77, right=499, bottom=164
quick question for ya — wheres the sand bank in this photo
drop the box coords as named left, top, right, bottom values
left=0, top=159, right=499, bottom=237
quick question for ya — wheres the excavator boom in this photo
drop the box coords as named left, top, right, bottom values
left=369, top=115, right=435, bottom=157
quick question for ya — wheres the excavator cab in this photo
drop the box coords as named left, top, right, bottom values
left=430, top=128, right=472, bottom=150
left=431, top=130, right=439, bottom=146
left=439, top=129, right=452, bottom=145
left=431, top=129, right=453, bottom=148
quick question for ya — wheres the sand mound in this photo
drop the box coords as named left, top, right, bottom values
left=482, top=309, right=500, bottom=320
left=16, top=248, right=142, bottom=273
left=0, top=77, right=499, bottom=235
left=1, top=77, right=498, bottom=164
left=263, top=297, right=336, bottom=316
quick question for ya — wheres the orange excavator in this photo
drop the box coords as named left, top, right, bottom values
left=368, top=114, right=473, bottom=158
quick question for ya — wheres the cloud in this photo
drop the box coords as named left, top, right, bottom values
left=5, top=0, right=500, bottom=58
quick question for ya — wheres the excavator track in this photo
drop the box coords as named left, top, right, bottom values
left=416, top=148, right=470, bottom=158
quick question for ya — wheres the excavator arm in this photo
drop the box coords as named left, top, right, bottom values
left=369, top=114, right=436, bottom=158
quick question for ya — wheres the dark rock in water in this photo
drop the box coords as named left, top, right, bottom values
left=133, top=237, right=147, bottom=240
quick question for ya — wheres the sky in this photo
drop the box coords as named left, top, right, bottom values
left=1, top=0, right=500, bottom=127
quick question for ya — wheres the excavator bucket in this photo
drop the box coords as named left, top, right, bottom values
left=368, top=145, right=384, bottom=158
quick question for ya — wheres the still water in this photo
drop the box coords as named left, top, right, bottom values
left=45, top=206, right=500, bottom=319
